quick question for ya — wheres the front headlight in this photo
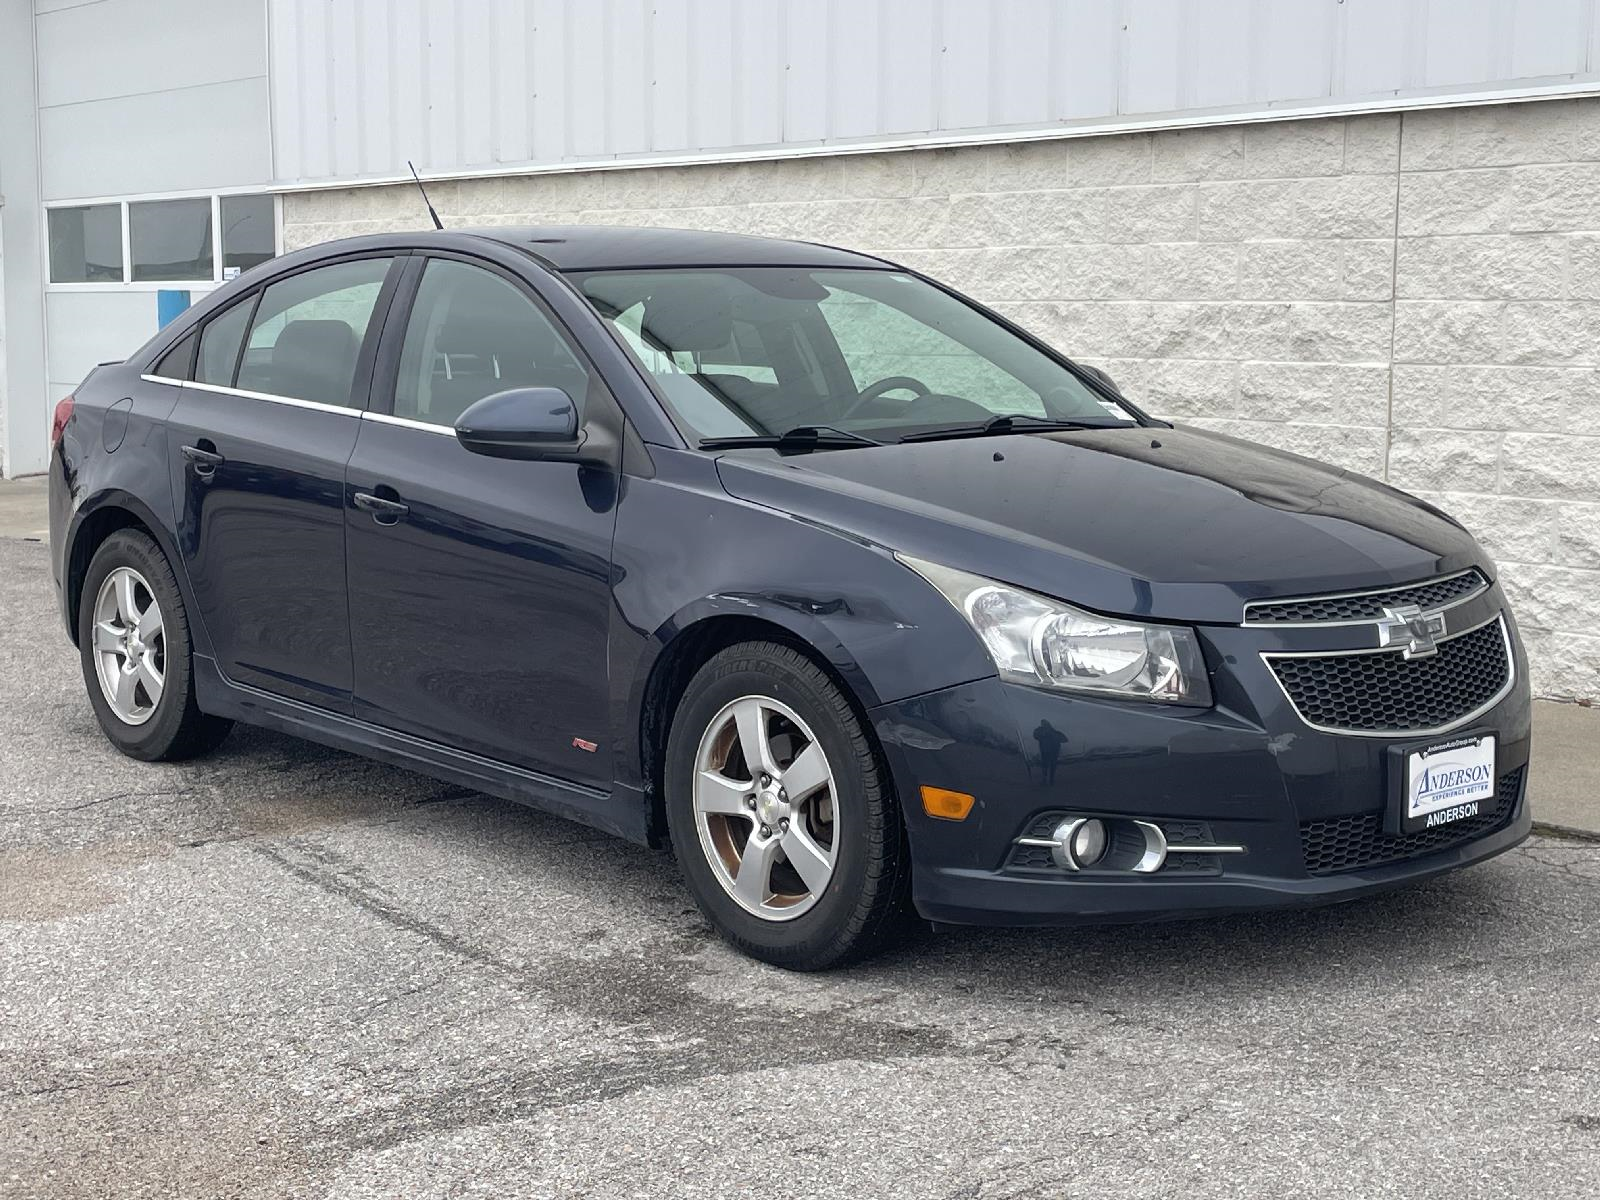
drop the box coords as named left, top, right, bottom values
left=899, top=554, right=1213, bottom=707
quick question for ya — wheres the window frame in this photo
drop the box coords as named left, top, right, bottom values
left=368, top=251, right=610, bottom=431
left=175, top=252, right=406, bottom=413
left=43, top=189, right=283, bottom=292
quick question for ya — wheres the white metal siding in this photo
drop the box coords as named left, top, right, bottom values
left=270, top=0, right=1600, bottom=186
left=35, top=0, right=271, bottom=200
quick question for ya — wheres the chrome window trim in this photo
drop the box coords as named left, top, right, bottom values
left=179, top=378, right=357, bottom=417
left=1240, top=568, right=1489, bottom=628
left=361, top=410, right=456, bottom=437
left=139, top=373, right=181, bottom=386
left=1260, top=612, right=1516, bottom=740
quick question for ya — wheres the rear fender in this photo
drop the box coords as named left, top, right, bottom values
left=64, top=488, right=213, bottom=660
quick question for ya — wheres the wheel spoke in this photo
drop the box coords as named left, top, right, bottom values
left=93, top=621, right=124, bottom=653
left=696, top=769, right=750, bottom=816
left=781, top=825, right=834, bottom=895
left=733, top=829, right=780, bottom=909
left=135, top=656, right=164, bottom=706
left=782, top=741, right=829, bottom=802
left=732, top=698, right=777, bottom=778
left=137, top=602, right=163, bottom=642
left=114, top=571, right=140, bottom=625
left=112, top=666, right=139, bottom=713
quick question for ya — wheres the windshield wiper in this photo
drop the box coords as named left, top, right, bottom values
left=698, top=425, right=882, bottom=453
left=897, top=413, right=1131, bottom=443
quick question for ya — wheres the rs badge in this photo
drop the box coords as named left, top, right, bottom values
left=1376, top=604, right=1447, bottom=660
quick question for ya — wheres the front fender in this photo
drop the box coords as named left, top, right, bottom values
left=653, top=593, right=887, bottom=707
left=607, top=448, right=996, bottom=794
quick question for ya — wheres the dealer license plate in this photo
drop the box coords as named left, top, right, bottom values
left=1400, top=734, right=1497, bottom=834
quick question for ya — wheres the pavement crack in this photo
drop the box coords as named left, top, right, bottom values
left=4, top=1076, right=145, bottom=1101
left=252, top=842, right=524, bottom=977
left=35, top=788, right=195, bottom=814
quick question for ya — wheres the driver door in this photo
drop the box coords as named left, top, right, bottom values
left=344, top=254, right=621, bottom=787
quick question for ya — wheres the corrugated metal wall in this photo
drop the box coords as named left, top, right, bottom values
left=256, top=0, right=1600, bottom=186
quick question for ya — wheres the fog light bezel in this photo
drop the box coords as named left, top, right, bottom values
left=1046, top=815, right=1168, bottom=873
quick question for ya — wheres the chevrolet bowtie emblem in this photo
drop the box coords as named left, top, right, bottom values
left=1376, top=604, right=1447, bottom=659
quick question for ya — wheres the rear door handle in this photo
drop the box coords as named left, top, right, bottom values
left=353, top=491, right=410, bottom=525
left=181, top=443, right=224, bottom=479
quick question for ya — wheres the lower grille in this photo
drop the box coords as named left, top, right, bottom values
left=1266, top=615, right=1511, bottom=735
left=1299, top=767, right=1524, bottom=876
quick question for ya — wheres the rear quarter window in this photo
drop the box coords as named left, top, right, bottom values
left=150, top=331, right=197, bottom=381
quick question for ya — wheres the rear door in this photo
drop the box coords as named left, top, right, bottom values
left=344, top=253, right=621, bottom=786
left=165, top=254, right=401, bottom=708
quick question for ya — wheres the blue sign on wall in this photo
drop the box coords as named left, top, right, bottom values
left=156, top=290, right=191, bottom=329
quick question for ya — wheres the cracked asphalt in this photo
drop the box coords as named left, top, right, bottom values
left=3, top=536, right=1600, bottom=1199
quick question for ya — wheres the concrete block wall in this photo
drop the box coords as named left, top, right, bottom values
left=282, top=98, right=1600, bottom=700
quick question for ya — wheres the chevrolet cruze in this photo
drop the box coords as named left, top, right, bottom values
left=48, top=226, right=1532, bottom=969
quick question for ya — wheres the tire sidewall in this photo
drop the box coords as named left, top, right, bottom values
left=78, top=531, right=197, bottom=761
left=665, top=650, right=877, bottom=961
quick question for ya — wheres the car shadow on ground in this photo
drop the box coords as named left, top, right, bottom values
left=188, top=723, right=1573, bottom=1011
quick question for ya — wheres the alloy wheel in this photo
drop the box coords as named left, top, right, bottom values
left=91, top=566, right=166, bottom=725
left=692, top=694, right=839, bottom=921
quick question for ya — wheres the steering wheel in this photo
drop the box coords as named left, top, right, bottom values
left=841, top=375, right=931, bottom=421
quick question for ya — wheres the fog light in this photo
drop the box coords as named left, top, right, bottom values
left=1071, top=818, right=1108, bottom=867
left=1050, top=817, right=1110, bottom=871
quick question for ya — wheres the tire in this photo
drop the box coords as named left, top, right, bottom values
left=664, top=641, right=912, bottom=970
left=77, top=528, right=233, bottom=762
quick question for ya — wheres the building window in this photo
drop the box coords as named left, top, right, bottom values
left=46, top=192, right=279, bottom=286
left=47, top=204, right=122, bottom=283
left=130, top=198, right=214, bottom=282
left=221, top=195, right=276, bottom=275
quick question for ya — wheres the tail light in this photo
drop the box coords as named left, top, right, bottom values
left=51, top=394, right=75, bottom=445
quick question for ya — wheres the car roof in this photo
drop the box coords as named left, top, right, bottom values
left=460, top=224, right=893, bottom=271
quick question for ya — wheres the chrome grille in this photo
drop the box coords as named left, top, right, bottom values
left=1299, top=768, right=1524, bottom=876
left=1265, top=616, right=1511, bottom=736
left=1244, top=569, right=1488, bottom=625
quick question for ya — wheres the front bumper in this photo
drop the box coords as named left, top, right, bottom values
left=871, top=594, right=1533, bottom=927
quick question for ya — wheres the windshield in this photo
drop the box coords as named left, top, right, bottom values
left=572, top=267, right=1139, bottom=444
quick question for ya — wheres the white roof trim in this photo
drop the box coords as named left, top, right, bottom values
left=271, top=77, right=1600, bottom=194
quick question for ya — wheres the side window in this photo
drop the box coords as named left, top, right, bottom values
left=394, top=259, right=589, bottom=427
left=196, top=299, right=252, bottom=386
left=150, top=330, right=197, bottom=381
left=236, top=258, right=393, bottom=405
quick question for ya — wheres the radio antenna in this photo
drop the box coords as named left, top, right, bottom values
left=408, top=160, right=443, bottom=230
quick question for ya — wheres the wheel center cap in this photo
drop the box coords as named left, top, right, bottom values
left=756, top=789, right=786, bottom=827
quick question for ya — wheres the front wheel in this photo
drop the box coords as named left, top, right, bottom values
left=78, top=529, right=233, bottom=761
left=664, top=642, right=911, bottom=970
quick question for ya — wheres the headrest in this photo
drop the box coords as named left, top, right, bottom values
left=273, top=319, right=357, bottom=371
left=641, top=277, right=734, bottom=353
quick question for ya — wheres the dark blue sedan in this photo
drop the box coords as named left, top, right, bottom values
left=48, top=226, right=1531, bottom=968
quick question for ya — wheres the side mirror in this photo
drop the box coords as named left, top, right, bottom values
left=455, top=387, right=580, bottom=460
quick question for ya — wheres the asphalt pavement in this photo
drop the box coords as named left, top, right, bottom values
left=4, top=535, right=1600, bottom=1198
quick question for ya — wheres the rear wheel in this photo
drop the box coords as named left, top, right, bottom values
left=78, top=529, right=232, bottom=761
left=664, top=641, right=911, bottom=970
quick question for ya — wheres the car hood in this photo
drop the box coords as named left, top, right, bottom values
left=712, top=426, right=1485, bottom=624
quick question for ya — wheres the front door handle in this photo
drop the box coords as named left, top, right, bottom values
left=181, top=443, right=224, bottom=480
left=353, top=491, right=410, bottom=525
